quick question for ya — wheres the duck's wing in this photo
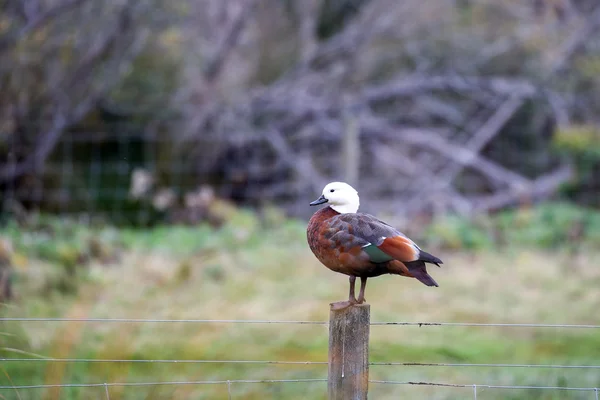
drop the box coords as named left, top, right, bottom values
left=333, top=213, right=442, bottom=266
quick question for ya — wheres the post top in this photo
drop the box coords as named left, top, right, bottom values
left=329, top=302, right=371, bottom=312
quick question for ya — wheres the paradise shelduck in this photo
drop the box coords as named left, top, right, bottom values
left=307, top=182, right=442, bottom=309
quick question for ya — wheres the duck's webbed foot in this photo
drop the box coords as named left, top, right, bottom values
left=330, top=276, right=360, bottom=310
left=330, top=299, right=358, bottom=311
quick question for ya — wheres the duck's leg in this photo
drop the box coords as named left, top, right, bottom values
left=331, top=276, right=359, bottom=310
left=357, top=277, right=367, bottom=303
left=348, top=276, right=358, bottom=303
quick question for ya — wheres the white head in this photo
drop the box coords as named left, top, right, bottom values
left=309, top=182, right=360, bottom=214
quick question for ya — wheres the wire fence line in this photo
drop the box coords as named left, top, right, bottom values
left=371, top=321, right=600, bottom=328
left=2, top=317, right=599, bottom=329
left=2, top=358, right=600, bottom=370
left=0, top=358, right=328, bottom=365
left=370, top=381, right=600, bottom=396
left=1, top=129, right=216, bottom=223
left=2, top=129, right=341, bottom=222
left=0, top=378, right=328, bottom=390
left=2, top=380, right=599, bottom=398
left=370, top=381, right=600, bottom=392
left=3, top=317, right=599, bottom=398
left=0, top=317, right=328, bottom=324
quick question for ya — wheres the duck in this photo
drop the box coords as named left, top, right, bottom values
left=307, top=182, right=442, bottom=309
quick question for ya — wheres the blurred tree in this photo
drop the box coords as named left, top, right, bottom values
left=169, top=0, right=600, bottom=217
left=0, top=0, right=177, bottom=213
left=2, top=0, right=600, bottom=221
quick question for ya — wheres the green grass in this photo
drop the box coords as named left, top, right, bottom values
left=424, top=201, right=600, bottom=251
left=2, top=207, right=600, bottom=399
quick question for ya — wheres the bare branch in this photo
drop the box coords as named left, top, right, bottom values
left=0, top=0, right=89, bottom=52
left=263, top=129, right=328, bottom=194
left=397, top=128, right=532, bottom=188
left=204, top=0, right=258, bottom=82
left=0, top=0, right=150, bottom=183
left=363, top=75, right=537, bottom=103
left=296, top=0, right=319, bottom=61
left=400, top=96, right=525, bottom=213
left=547, top=5, right=600, bottom=76
left=471, top=164, right=574, bottom=212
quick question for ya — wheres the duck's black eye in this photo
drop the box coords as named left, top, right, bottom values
left=330, top=189, right=335, bottom=193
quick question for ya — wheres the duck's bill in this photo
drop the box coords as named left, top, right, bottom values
left=309, top=195, right=328, bottom=206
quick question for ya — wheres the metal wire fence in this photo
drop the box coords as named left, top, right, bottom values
left=2, top=130, right=197, bottom=224
left=1, top=128, right=342, bottom=222
left=2, top=318, right=599, bottom=399
left=0, top=120, right=563, bottom=225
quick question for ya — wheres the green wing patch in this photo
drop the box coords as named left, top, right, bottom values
left=362, top=244, right=394, bottom=263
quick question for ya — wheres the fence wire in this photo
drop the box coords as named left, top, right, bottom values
left=369, top=381, right=600, bottom=395
left=2, top=317, right=599, bottom=329
left=1, top=317, right=599, bottom=398
left=1, top=380, right=598, bottom=399
left=2, top=358, right=599, bottom=370
left=0, top=378, right=328, bottom=390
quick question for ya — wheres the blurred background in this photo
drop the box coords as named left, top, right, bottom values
left=1, top=0, right=600, bottom=399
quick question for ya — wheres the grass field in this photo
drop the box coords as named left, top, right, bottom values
left=1, top=207, right=600, bottom=399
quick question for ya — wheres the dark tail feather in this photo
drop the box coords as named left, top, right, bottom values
left=404, top=261, right=439, bottom=287
left=418, top=250, right=443, bottom=267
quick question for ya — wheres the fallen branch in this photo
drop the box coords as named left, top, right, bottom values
left=401, top=96, right=526, bottom=213
left=363, top=75, right=537, bottom=103
left=471, top=164, right=573, bottom=212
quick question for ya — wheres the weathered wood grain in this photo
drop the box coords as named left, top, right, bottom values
left=328, top=303, right=370, bottom=400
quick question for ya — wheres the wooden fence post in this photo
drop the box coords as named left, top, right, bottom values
left=328, top=303, right=370, bottom=400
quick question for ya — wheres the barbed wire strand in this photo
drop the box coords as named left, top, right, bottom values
left=370, top=362, right=600, bottom=369
left=369, top=381, right=599, bottom=392
left=0, top=379, right=327, bottom=390
left=2, top=358, right=600, bottom=370
left=370, top=322, right=600, bottom=328
left=0, top=318, right=327, bottom=325
left=1, top=380, right=596, bottom=393
left=1, top=318, right=599, bottom=329
left=0, top=358, right=327, bottom=365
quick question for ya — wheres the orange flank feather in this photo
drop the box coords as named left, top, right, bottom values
left=377, top=236, right=419, bottom=262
